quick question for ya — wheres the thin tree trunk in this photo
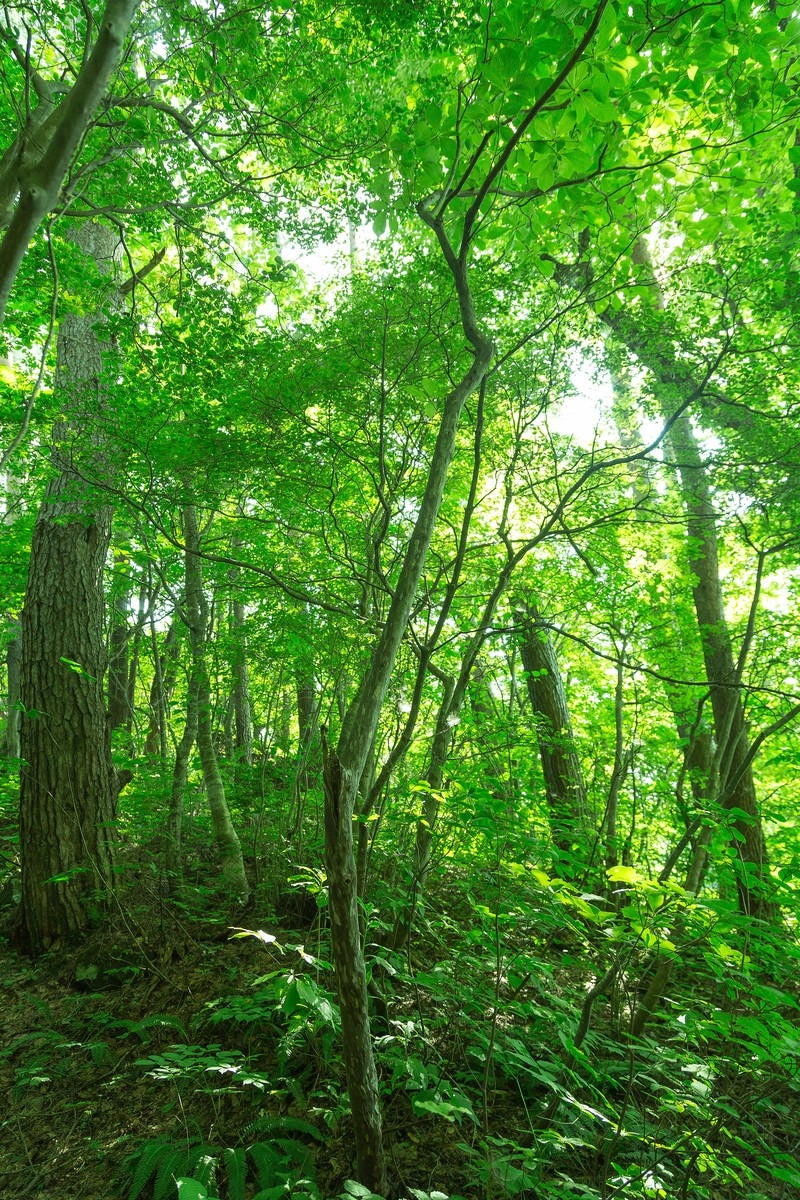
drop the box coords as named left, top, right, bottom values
left=3, top=622, right=21, bottom=758
left=183, top=505, right=248, bottom=903
left=145, top=616, right=179, bottom=758
left=125, top=583, right=147, bottom=741
left=666, top=410, right=772, bottom=918
left=516, top=604, right=587, bottom=876
left=166, top=667, right=197, bottom=892
left=322, top=208, right=494, bottom=1191
left=584, top=236, right=775, bottom=920
left=107, top=559, right=131, bottom=731
left=229, top=564, right=253, bottom=765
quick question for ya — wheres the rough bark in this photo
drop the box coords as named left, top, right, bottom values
left=16, top=223, right=121, bottom=952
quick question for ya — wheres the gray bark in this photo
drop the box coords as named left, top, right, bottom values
left=183, top=505, right=249, bottom=903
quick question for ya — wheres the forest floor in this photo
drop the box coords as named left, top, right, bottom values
left=0, top=882, right=464, bottom=1200
left=1, top=865, right=798, bottom=1200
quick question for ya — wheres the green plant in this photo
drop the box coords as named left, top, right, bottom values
left=209, top=935, right=340, bottom=1078
left=125, top=1122, right=324, bottom=1200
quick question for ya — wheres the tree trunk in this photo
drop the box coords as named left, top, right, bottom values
left=3, top=622, right=21, bottom=758
left=107, top=560, right=131, bottom=732
left=597, top=239, right=775, bottom=921
left=166, top=665, right=197, bottom=892
left=516, top=604, right=587, bottom=875
left=666, top=411, right=772, bottom=918
left=322, top=202, right=493, bottom=1191
left=0, top=0, right=141, bottom=330
left=16, top=222, right=120, bottom=952
left=229, top=562, right=253, bottom=765
left=390, top=673, right=455, bottom=950
left=145, top=616, right=179, bottom=758
left=611, top=369, right=717, bottom=895
left=183, top=505, right=249, bottom=903
left=296, top=666, right=320, bottom=778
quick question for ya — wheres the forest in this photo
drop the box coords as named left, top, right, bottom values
left=1, top=0, right=799, bottom=1197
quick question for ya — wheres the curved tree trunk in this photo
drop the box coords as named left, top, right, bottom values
left=323, top=210, right=494, bottom=1191
left=0, top=0, right=141, bottom=332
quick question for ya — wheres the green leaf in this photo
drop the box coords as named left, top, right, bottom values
left=343, top=1182, right=382, bottom=1199
left=58, top=656, right=97, bottom=682
left=607, top=865, right=641, bottom=884
left=176, top=1181, right=208, bottom=1200
left=581, top=92, right=618, bottom=124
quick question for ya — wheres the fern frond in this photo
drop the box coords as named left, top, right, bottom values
left=153, top=1146, right=188, bottom=1200
left=127, top=1139, right=172, bottom=1200
left=271, top=1136, right=313, bottom=1169
left=223, top=1146, right=248, bottom=1200
left=187, top=1149, right=219, bottom=1195
left=247, top=1140, right=281, bottom=1188
left=242, top=1115, right=323, bottom=1143
left=135, top=1013, right=190, bottom=1042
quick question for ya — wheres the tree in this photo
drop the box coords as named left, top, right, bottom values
left=16, top=222, right=124, bottom=951
left=0, top=0, right=141, bottom=328
left=5, top=0, right=800, bottom=1194
left=182, top=504, right=249, bottom=904
left=599, top=241, right=776, bottom=919
left=516, top=602, right=587, bottom=875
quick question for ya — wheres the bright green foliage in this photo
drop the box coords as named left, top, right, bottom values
left=2, top=0, right=800, bottom=1197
